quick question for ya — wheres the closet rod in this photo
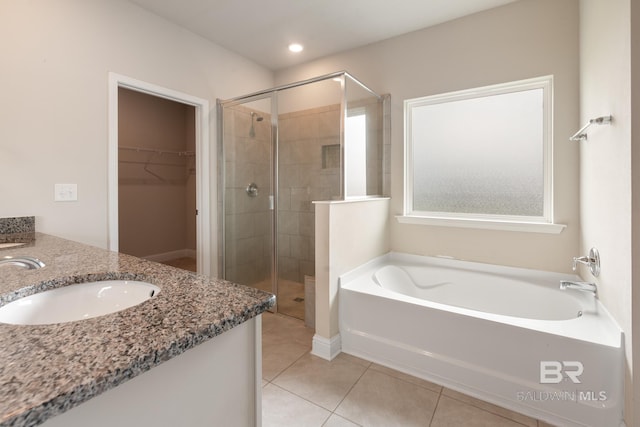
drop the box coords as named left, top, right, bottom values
left=119, top=145, right=194, bottom=156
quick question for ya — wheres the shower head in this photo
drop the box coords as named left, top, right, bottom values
left=249, top=112, right=263, bottom=137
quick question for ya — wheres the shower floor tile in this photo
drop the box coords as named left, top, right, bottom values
left=277, top=279, right=305, bottom=320
left=254, top=278, right=306, bottom=321
left=261, top=312, right=556, bottom=427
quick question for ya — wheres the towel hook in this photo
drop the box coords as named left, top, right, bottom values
left=569, top=115, right=612, bottom=141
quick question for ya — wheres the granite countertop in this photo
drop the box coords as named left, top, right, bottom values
left=0, top=233, right=275, bottom=427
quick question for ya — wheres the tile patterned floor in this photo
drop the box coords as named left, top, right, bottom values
left=262, top=312, right=557, bottom=427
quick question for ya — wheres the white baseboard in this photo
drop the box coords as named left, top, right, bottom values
left=143, top=249, right=196, bottom=263
left=311, top=334, right=341, bottom=361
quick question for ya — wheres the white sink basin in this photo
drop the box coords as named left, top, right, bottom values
left=0, top=280, right=160, bottom=325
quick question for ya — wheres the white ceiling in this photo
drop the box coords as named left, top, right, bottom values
left=128, top=0, right=517, bottom=71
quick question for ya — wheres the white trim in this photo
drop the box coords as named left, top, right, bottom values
left=254, top=315, right=262, bottom=427
left=312, top=196, right=390, bottom=205
left=311, top=334, right=342, bottom=361
left=396, top=215, right=566, bottom=234
left=107, top=73, right=211, bottom=276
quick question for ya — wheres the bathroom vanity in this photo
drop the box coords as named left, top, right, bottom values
left=0, top=233, right=274, bottom=427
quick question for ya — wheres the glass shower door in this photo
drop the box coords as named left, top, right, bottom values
left=275, top=79, right=343, bottom=321
left=220, top=71, right=385, bottom=322
left=221, top=96, right=275, bottom=299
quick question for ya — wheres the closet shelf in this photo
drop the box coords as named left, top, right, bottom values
left=119, top=145, right=195, bottom=184
left=119, top=145, right=195, bottom=156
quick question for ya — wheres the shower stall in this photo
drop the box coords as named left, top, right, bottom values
left=217, top=72, right=388, bottom=322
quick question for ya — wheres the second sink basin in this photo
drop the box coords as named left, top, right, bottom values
left=0, top=280, right=160, bottom=325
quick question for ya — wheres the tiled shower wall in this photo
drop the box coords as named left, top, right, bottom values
left=223, top=106, right=272, bottom=286
left=278, top=105, right=341, bottom=283
left=222, top=99, right=388, bottom=287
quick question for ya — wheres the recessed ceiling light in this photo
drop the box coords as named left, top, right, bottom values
left=288, top=43, right=303, bottom=53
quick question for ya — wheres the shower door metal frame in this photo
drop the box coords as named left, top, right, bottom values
left=217, top=92, right=279, bottom=311
left=220, top=71, right=379, bottom=105
left=218, top=71, right=384, bottom=314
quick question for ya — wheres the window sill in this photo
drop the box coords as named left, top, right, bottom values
left=395, top=215, right=566, bottom=234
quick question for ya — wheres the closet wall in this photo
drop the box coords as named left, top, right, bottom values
left=118, top=88, right=196, bottom=260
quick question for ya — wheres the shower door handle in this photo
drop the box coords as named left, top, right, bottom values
left=246, top=183, right=258, bottom=197
left=269, top=195, right=274, bottom=210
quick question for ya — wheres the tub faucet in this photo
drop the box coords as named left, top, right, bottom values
left=572, top=247, right=600, bottom=277
left=0, top=256, right=46, bottom=270
left=560, top=280, right=597, bottom=295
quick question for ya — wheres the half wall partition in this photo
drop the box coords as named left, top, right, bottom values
left=218, top=72, right=388, bottom=321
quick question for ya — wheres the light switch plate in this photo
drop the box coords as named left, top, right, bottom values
left=54, top=184, right=78, bottom=202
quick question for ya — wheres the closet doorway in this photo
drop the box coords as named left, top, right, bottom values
left=118, top=88, right=197, bottom=271
left=108, top=74, right=211, bottom=276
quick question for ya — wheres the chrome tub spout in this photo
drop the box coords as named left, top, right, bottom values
left=560, top=280, right=597, bottom=295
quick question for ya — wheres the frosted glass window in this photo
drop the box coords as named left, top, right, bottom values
left=405, top=76, right=552, bottom=223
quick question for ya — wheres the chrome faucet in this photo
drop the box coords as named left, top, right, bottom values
left=0, top=256, right=45, bottom=270
left=560, top=280, right=597, bottom=295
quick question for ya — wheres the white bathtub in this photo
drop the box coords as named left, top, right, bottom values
left=339, top=252, right=623, bottom=427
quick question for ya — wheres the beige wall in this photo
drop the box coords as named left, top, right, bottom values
left=185, top=107, right=197, bottom=251
left=579, top=1, right=635, bottom=425
left=276, top=0, right=580, bottom=273
left=314, top=199, right=390, bottom=340
left=0, top=0, right=273, bottom=248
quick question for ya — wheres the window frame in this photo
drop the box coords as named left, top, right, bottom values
left=401, top=76, right=565, bottom=234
